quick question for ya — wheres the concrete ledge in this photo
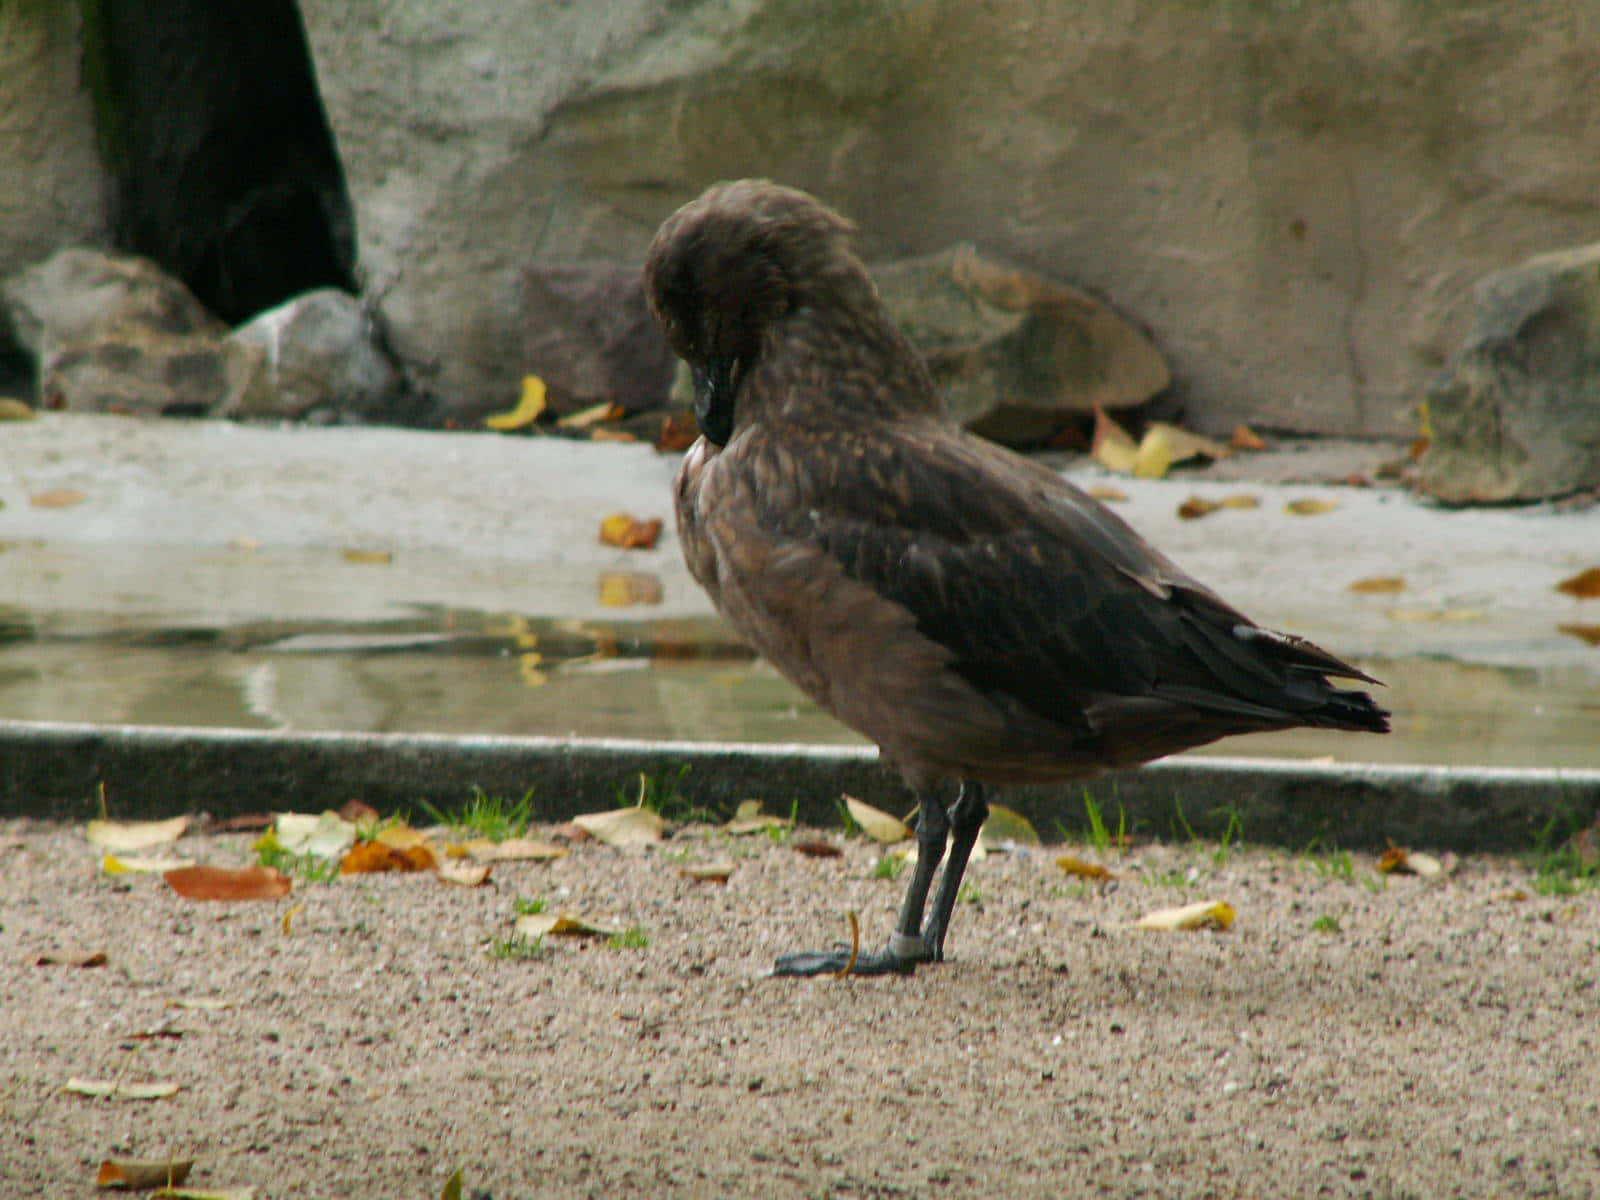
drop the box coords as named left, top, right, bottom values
left=2, top=719, right=1595, bottom=852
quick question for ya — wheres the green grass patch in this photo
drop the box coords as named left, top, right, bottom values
left=607, top=926, right=649, bottom=950
left=420, top=787, right=534, bottom=843
left=487, top=933, right=545, bottom=961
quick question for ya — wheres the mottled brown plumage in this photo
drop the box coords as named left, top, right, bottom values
left=646, top=180, right=1388, bottom=976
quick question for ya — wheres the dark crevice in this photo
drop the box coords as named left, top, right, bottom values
left=80, top=0, right=356, bottom=324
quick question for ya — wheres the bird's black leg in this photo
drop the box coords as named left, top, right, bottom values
left=771, top=789, right=950, bottom=977
left=920, top=781, right=989, bottom=963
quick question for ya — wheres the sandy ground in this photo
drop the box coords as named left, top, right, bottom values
left=3, top=815, right=1596, bottom=1199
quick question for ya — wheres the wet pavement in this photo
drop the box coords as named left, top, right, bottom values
left=1, top=413, right=1598, bottom=770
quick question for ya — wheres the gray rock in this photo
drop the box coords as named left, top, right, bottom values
left=227, top=288, right=402, bottom=421
left=1419, top=245, right=1600, bottom=504
left=295, top=0, right=1600, bottom=437
left=2, top=248, right=255, bottom=416
left=874, top=246, right=1168, bottom=443
left=518, top=262, right=676, bottom=416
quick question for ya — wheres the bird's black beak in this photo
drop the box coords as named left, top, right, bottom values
left=692, top=357, right=738, bottom=446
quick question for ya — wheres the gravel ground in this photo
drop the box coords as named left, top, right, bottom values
left=4, top=815, right=1597, bottom=1199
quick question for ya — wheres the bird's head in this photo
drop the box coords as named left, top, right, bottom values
left=643, top=180, right=857, bottom=446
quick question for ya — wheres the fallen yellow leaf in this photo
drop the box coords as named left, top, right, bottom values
left=570, top=804, right=665, bottom=847
left=63, top=1077, right=179, bottom=1101
left=1284, top=498, right=1338, bottom=516
left=1385, top=607, right=1485, bottom=623
left=435, top=859, right=493, bottom=887
left=96, top=1158, right=193, bottom=1189
left=1055, top=854, right=1113, bottom=881
left=513, top=912, right=621, bottom=939
left=86, top=815, right=189, bottom=852
left=102, top=852, right=195, bottom=875
left=1134, top=900, right=1235, bottom=931
left=30, top=488, right=87, bottom=508
left=448, top=837, right=566, bottom=862
left=724, top=800, right=793, bottom=836
left=341, top=548, right=393, bottom=565
left=1230, top=423, right=1267, bottom=451
left=1091, top=407, right=1140, bottom=474
left=843, top=795, right=911, bottom=844
left=1347, top=576, right=1407, bottom=594
left=978, top=804, right=1040, bottom=848
left=598, top=513, right=663, bottom=550
left=679, top=861, right=736, bottom=884
left=281, top=903, right=305, bottom=935
left=485, top=375, right=548, bottom=431
left=558, top=399, right=625, bottom=428
left=1085, top=484, right=1128, bottom=502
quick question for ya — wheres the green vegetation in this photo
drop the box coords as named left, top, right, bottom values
left=255, top=842, right=342, bottom=883
left=1311, top=913, right=1342, bottom=935
left=1531, top=814, right=1600, bottom=895
left=607, top=926, right=650, bottom=950
left=420, top=787, right=533, bottom=843
left=1080, top=790, right=1126, bottom=855
left=872, top=853, right=907, bottom=881
left=486, top=933, right=545, bottom=961
left=513, top=895, right=548, bottom=916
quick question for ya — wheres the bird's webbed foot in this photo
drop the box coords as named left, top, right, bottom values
left=770, top=932, right=930, bottom=978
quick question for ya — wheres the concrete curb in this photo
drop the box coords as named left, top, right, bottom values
left=3, top=719, right=1596, bottom=852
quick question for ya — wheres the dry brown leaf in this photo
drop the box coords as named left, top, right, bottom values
left=1055, top=855, right=1114, bottom=881
left=448, top=837, right=566, bottom=862
left=35, top=949, right=108, bottom=968
left=485, top=375, right=548, bottom=431
left=164, top=865, right=291, bottom=901
left=1347, top=576, right=1407, bottom=595
left=597, top=571, right=664, bottom=607
left=588, top=428, right=637, bottom=443
left=340, top=839, right=436, bottom=874
left=570, top=804, right=665, bottom=847
left=598, top=513, right=663, bottom=550
left=1134, top=900, right=1235, bottom=931
left=1558, top=623, right=1600, bottom=647
left=1177, top=496, right=1220, bottom=520
left=1230, top=423, right=1267, bottom=451
left=844, top=795, right=912, bottom=844
left=679, top=861, right=736, bottom=884
left=654, top=412, right=699, bottom=452
left=1284, top=498, right=1338, bottom=516
left=1555, top=566, right=1600, bottom=599
left=793, top=837, right=843, bottom=858
left=1408, top=435, right=1431, bottom=461
left=63, top=1077, right=179, bottom=1101
left=558, top=400, right=625, bottom=428
left=86, top=815, right=189, bottom=852
left=513, top=912, right=620, bottom=939
left=96, top=1157, right=194, bottom=1189
left=1085, top=484, right=1128, bottom=502
left=341, top=548, right=393, bottom=565
left=30, top=488, right=87, bottom=508
left=337, top=800, right=381, bottom=824
left=1376, top=847, right=1443, bottom=877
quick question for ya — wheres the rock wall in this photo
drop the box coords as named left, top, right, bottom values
left=5, top=1, right=1599, bottom=439
left=297, top=0, right=1600, bottom=435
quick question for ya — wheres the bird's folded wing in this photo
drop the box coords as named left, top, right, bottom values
left=743, top=422, right=1370, bottom=731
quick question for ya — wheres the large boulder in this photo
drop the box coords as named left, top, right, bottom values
left=874, top=246, right=1169, bottom=443
left=1418, top=245, right=1600, bottom=504
left=226, top=288, right=405, bottom=422
left=2, top=248, right=256, bottom=416
left=517, top=262, right=676, bottom=417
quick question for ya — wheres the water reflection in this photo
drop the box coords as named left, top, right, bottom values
left=0, top=606, right=1596, bottom=768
